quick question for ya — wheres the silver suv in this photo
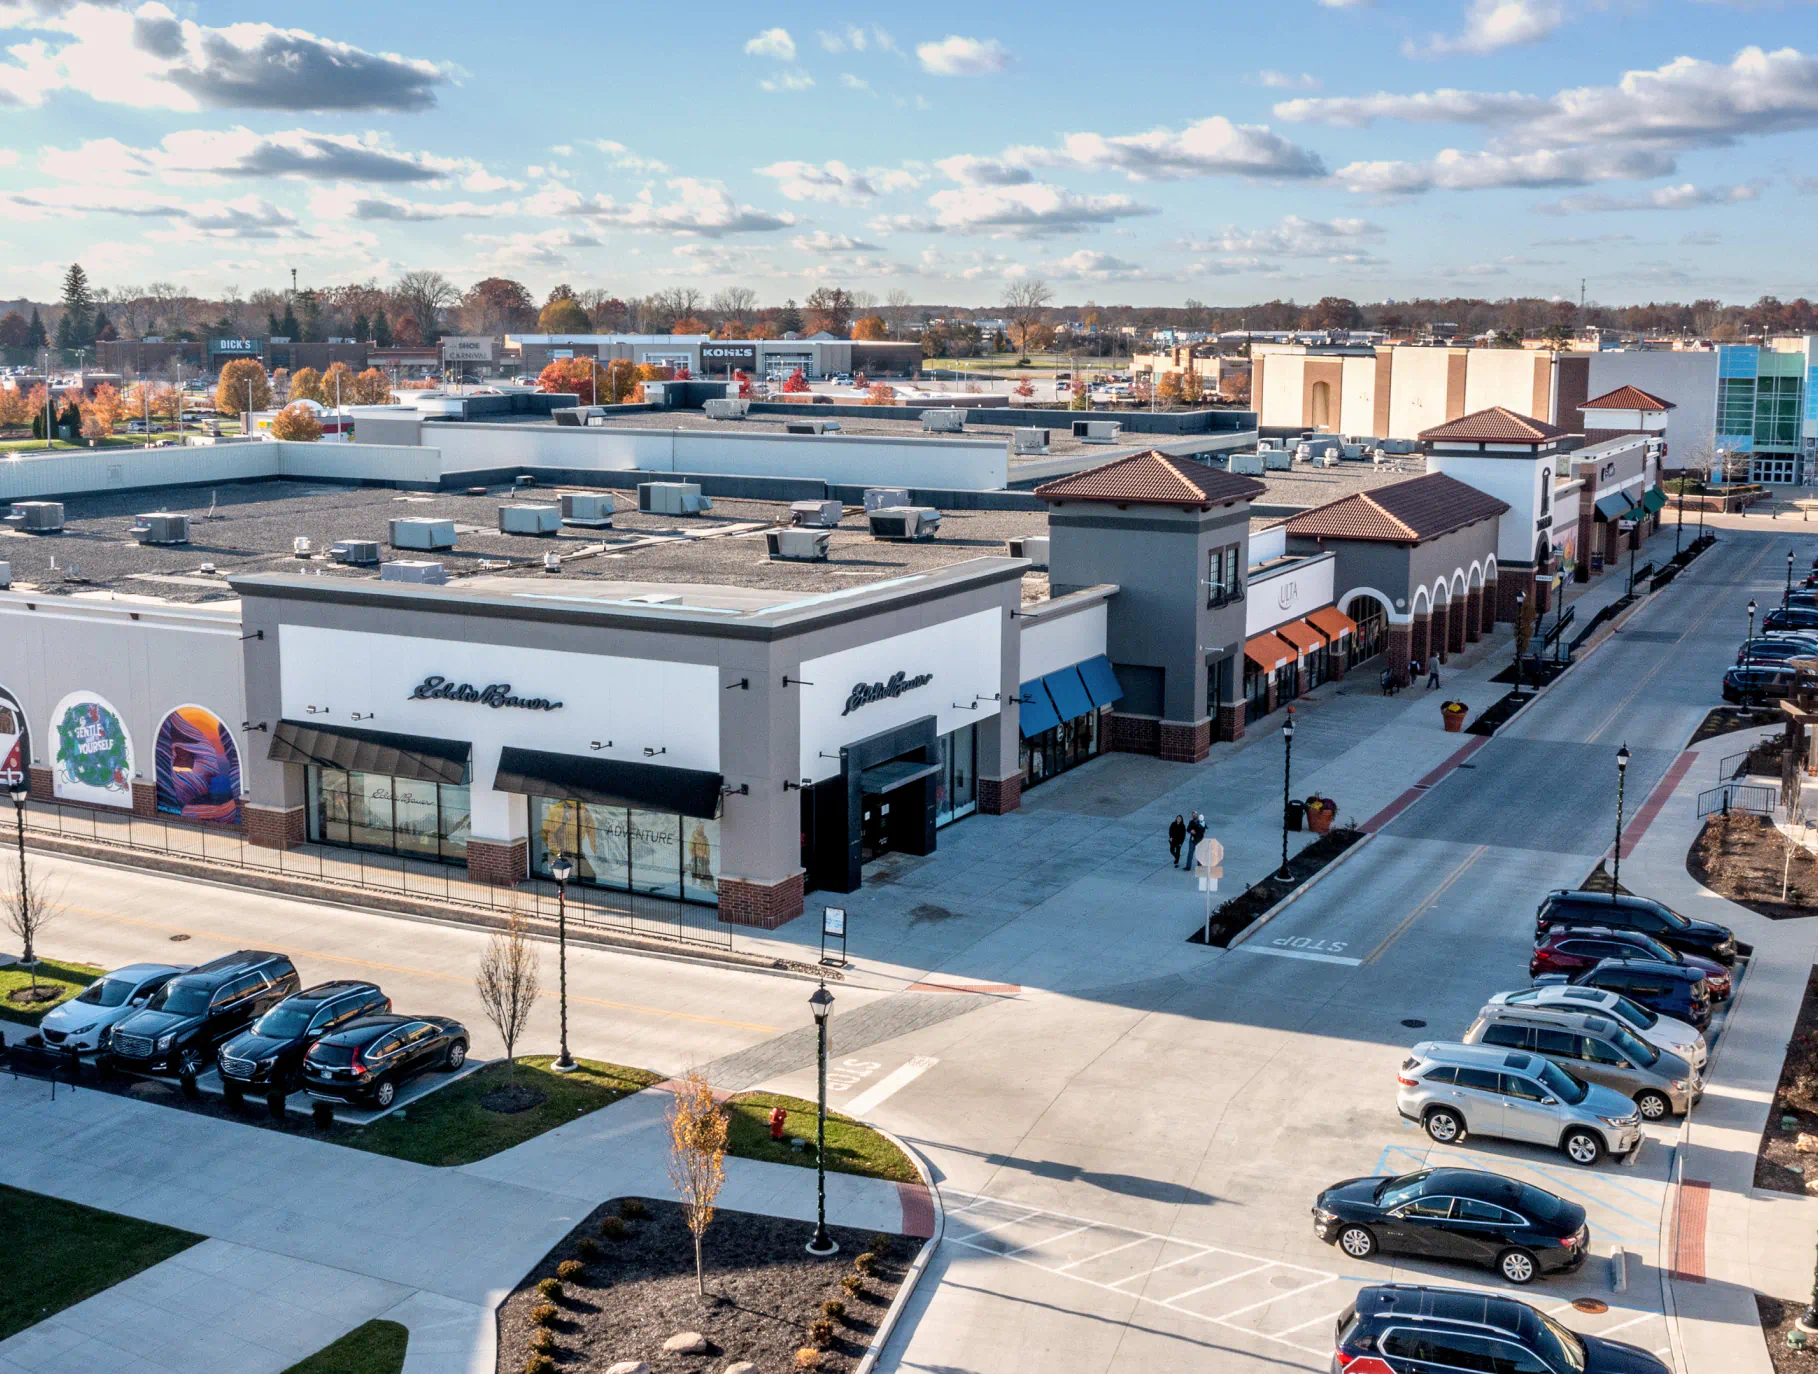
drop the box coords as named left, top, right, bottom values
left=1488, top=983, right=1706, bottom=1071
left=1464, top=1004, right=1698, bottom=1121
left=1398, top=1041, right=1642, bottom=1166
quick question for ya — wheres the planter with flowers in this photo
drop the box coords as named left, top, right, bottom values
left=1304, top=795, right=1337, bottom=835
left=1441, top=700, right=1469, bottom=733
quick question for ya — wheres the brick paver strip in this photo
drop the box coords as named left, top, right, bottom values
left=904, top=981, right=1022, bottom=995
left=1361, top=736, right=1489, bottom=833
left=1671, top=1179, right=1710, bottom=1282
left=1618, top=749, right=1698, bottom=858
left=897, top=1181, right=936, bottom=1239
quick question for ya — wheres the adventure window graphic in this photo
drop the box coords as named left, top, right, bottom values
left=52, top=691, right=135, bottom=808
left=0, top=685, right=28, bottom=789
left=155, top=706, right=242, bottom=825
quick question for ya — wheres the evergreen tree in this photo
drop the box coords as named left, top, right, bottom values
left=93, top=309, right=112, bottom=341
left=279, top=304, right=300, bottom=339
left=776, top=298, right=803, bottom=334
left=54, top=312, right=74, bottom=353
left=352, top=311, right=370, bottom=343
left=26, top=308, right=47, bottom=348
left=372, top=309, right=393, bottom=348
left=58, top=263, right=94, bottom=343
left=267, top=310, right=282, bottom=335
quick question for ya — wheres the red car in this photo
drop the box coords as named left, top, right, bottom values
left=1531, top=926, right=1731, bottom=1000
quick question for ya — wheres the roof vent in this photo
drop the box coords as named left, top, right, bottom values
left=498, top=504, right=561, bottom=536
left=704, top=397, right=750, bottom=420
left=1073, top=420, right=1122, bottom=444
left=784, top=419, right=841, bottom=435
left=1012, top=428, right=1050, bottom=455
left=921, top=409, right=966, bottom=433
left=543, top=552, right=562, bottom=573
left=388, top=517, right=457, bottom=550
left=5, top=501, right=65, bottom=533
left=638, top=482, right=712, bottom=516
left=559, top=492, right=615, bottom=528
left=380, top=560, right=447, bottom=585
left=1228, top=453, right=1266, bottom=476
left=292, top=536, right=312, bottom=559
left=868, top=506, right=942, bottom=542
left=131, top=512, right=190, bottom=545
left=862, top=487, right=910, bottom=512
left=767, top=529, right=832, bottom=562
left=331, top=539, right=382, bottom=566
left=789, top=500, right=843, bottom=528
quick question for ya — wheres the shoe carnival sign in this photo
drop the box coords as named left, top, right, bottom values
left=841, top=671, right=934, bottom=717
left=407, top=676, right=564, bottom=712
left=0, top=684, right=28, bottom=788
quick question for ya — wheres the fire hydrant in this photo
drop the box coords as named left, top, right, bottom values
left=768, top=1106, right=788, bottom=1141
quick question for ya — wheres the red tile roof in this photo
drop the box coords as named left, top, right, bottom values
left=1033, top=451, right=1268, bottom=506
left=1581, top=384, right=1675, bottom=413
left=1284, top=472, right=1510, bottom=544
left=1418, top=406, right=1568, bottom=444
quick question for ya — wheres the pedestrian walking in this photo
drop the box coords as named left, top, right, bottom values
left=1408, top=659, right=1421, bottom=692
left=1426, top=654, right=1442, bottom=690
left=1186, top=812, right=1208, bottom=866
left=1379, top=665, right=1392, bottom=697
left=1168, top=814, right=1187, bottom=868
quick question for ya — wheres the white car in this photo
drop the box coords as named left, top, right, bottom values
left=1491, top=983, right=1706, bottom=1072
left=38, top=963, right=189, bottom=1054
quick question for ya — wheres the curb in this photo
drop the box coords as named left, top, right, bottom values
left=1227, top=831, right=1375, bottom=950
left=854, top=1123, right=945, bottom=1374
left=1612, top=1249, right=1628, bottom=1294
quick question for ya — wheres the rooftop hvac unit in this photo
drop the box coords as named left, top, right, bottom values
left=1073, top=420, right=1123, bottom=444
left=514, top=474, right=537, bottom=489
left=789, top=500, right=843, bottom=528
left=1264, top=448, right=1294, bottom=471
left=497, top=504, right=561, bottom=536
left=5, top=501, right=64, bottom=533
left=1012, top=428, right=1050, bottom=455
left=331, top=539, right=383, bottom=566
left=380, top=560, right=447, bottom=585
left=559, top=492, right=615, bottom=528
left=1007, top=536, right=1050, bottom=569
left=0, top=561, right=10, bottom=590
left=703, top=397, right=750, bottom=420
left=784, top=419, right=841, bottom=435
left=389, top=517, right=457, bottom=550
left=862, top=487, right=911, bottom=512
left=766, top=529, right=832, bottom=562
left=638, top=482, right=713, bottom=516
left=868, top=506, right=942, bottom=542
left=1229, top=453, right=1266, bottom=476
left=292, top=536, right=312, bottom=558
left=921, top=409, right=966, bottom=433
left=131, top=512, right=190, bottom=545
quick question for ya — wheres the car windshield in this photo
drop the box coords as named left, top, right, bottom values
left=1373, top=1171, right=1432, bottom=1207
left=1608, top=993, right=1658, bottom=1028
left=1535, top=1059, right=1589, bottom=1104
left=1517, top=1184, right=1568, bottom=1224
left=252, top=1002, right=319, bottom=1040
left=1648, top=903, right=1690, bottom=930
left=1626, top=932, right=1679, bottom=962
left=75, top=977, right=136, bottom=1008
left=145, top=980, right=211, bottom=1015
left=1607, top=1023, right=1658, bottom=1066
left=1534, top=1309, right=1588, bottom=1372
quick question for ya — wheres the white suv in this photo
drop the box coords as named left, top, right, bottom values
left=1489, top=983, right=1706, bottom=1071
left=1398, top=1041, right=1643, bottom=1166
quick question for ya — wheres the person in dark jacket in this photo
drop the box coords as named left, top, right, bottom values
left=1168, top=814, right=1187, bottom=867
left=1186, top=812, right=1208, bottom=864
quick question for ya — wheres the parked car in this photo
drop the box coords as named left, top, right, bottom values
left=1569, top=958, right=1713, bottom=1031
left=1312, top=1167, right=1588, bottom=1284
left=1488, top=984, right=1706, bottom=1071
left=1762, top=605, right=1818, bottom=633
left=1723, top=663, right=1801, bottom=703
left=1736, top=637, right=1818, bottom=664
left=1463, top=1004, right=1698, bottom=1121
left=1397, top=1041, right=1642, bottom=1165
left=107, top=951, right=301, bottom=1078
left=301, top=1013, right=468, bottom=1109
left=217, top=980, right=391, bottom=1097
left=1535, top=889, right=1738, bottom=966
left=1333, top=1283, right=1670, bottom=1373
left=38, top=963, right=189, bottom=1054
left=1530, top=925, right=1731, bottom=999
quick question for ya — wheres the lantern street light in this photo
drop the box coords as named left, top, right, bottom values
left=1748, top=599, right=1759, bottom=672
left=1278, top=708, right=1297, bottom=882
left=1788, top=549, right=1798, bottom=609
left=806, top=983, right=839, bottom=1256
left=550, top=853, right=576, bottom=1073
left=1612, top=744, right=1631, bottom=900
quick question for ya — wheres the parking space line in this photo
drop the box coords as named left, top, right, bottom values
left=1159, top=1263, right=1278, bottom=1303
left=1000, top=1223, right=1094, bottom=1259
left=1274, top=1305, right=1357, bottom=1336
left=1596, top=1312, right=1658, bottom=1337
left=946, top=1207, right=1044, bottom=1242
left=1104, top=1245, right=1214, bottom=1289
left=1385, top=1146, right=1659, bottom=1242
left=1205, top=1276, right=1337, bottom=1324
left=1054, top=1235, right=1150, bottom=1273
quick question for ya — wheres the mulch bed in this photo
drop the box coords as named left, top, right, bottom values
left=1187, top=827, right=1362, bottom=947
left=1465, top=690, right=1537, bottom=736
left=1690, top=705, right=1784, bottom=746
left=481, top=1084, right=547, bottom=1114
left=5, top=987, right=62, bottom=1005
left=1756, top=1293, right=1818, bottom=1372
left=1754, top=969, right=1818, bottom=1195
left=1688, top=813, right=1818, bottom=922
left=1488, top=657, right=1571, bottom=688
left=496, top=1199, right=909, bottom=1374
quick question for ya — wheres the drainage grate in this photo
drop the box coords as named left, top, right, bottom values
left=1401, top=1018, right=1427, bottom=1028
left=1572, top=1298, right=1609, bottom=1315
left=169, top=933, right=191, bottom=942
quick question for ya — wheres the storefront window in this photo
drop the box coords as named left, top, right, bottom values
left=1244, top=662, right=1269, bottom=716
left=306, top=767, right=470, bottom=864
left=1346, top=597, right=1388, bottom=669
left=629, top=808, right=683, bottom=899
left=528, top=797, right=720, bottom=908
left=935, top=723, right=978, bottom=827
left=1017, top=706, right=1101, bottom=791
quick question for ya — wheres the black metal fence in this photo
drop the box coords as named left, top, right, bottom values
left=19, top=802, right=733, bottom=949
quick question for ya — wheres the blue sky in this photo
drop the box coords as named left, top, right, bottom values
left=2, top=0, right=1817, bottom=307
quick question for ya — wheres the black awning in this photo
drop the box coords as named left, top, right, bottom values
left=270, top=720, right=470, bottom=785
left=858, top=759, right=942, bottom=796
left=494, top=746, right=724, bottom=819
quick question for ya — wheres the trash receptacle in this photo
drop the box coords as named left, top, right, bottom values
left=1285, top=800, right=1305, bottom=832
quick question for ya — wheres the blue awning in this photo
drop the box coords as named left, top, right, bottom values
left=1077, top=654, right=1124, bottom=708
left=1017, top=680, right=1061, bottom=737
left=1043, top=667, right=1094, bottom=722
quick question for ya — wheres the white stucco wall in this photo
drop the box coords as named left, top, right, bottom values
left=1019, top=601, right=1108, bottom=681
left=1388, top=349, right=1457, bottom=440
left=1341, top=356, right=1379, bottom=437
left=1464, top=350, right=1545, bottom=418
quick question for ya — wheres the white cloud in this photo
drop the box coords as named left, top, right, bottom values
left=759, top=69, right=814, bottom=93
left=1406, top=0, right=1563, bottom=58
left=1317, top=0, right=1371, bottom=7
left=1178, top=215, right=1384, bottom=260
left=916, top=35, right=1010, bottom=76
left=0, top=186, right=307, bottom=240
left=756, top=159, right=920, bottom=204
left=996, top=116, right=1326, bottom=181
left=840, top=73, right=871, bottom=92
left=1336, top=145, right=1675, bottom=194
left=790, top=230, right=881, bottom=252
left=309, top=184, right=513, bottom=221
left=934, top=154, right=1034, bottom=186
left=885, top=183, right=1159, bottom=238
left=1043, top=249, right=1154, bottom=281
left=819, top=24, right=895, bottom=53
left=466, top=227, right=602, bottom=270
left=1274, top=88, right=1552, bottom=127
left=743, top=27, right=796, bottom=60
left=28, top=127, right=510, bottom=189
left=546, top=177, right=796, bottom=237
left=0, top=150, right=16, bottom=168
left=1535, top=181, right=1767, bottom=213
left=1256, top=70, right=1320, bottom=90
left=589, top=140, right=669, bottom=174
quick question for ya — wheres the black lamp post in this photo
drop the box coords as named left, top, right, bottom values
left=1278, top=708, right=1296, bottom=881
left=1626, top=520, right=1638, bottom=596
left=806, top=983, right=838, bottom=1256
left=1612, top=743, right=1631, bottom=900
left=1748, top=599, right=1758, bottom=673
left=8, top=781, right=27, bottom=946
left=1788, top=549, right=1797, bottom=609
left=551, top=853, right=576, bottom=1073
left=1514, top=591, right=1527, bottom=698
left=1674, top=474, right=1685, bottom=557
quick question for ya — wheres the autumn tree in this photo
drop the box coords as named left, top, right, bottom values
left=269, top=402, right=323, bottom=441
left=669, top=316, right=710, bottom=335
left=851, top=315, right=888, bottom=341
left=214, top=357, right=271, bottom=415
left=709, top=285, right=756, bottom=324
left=1002, top=279, right=1053, bottom=361
left=0, top=385, right=28, bottom=428
left=537, top=297, right=592, bottom=334
left=713, top=319, right=751, bottom=340
left=1155, top=372, right=1183, bottom=406
left=462, top=276, right=536, bottom=335
left=535, top=357, right=597, bottom=404
left=83, top=382, right=125, bottom=437
left=666, top=1071, right=729, bottom=1297
left=476, top=908, right=540, bottom=1078
left=1179, top=371, right=1205, bottom=404
left=352, top=367, right=393, bottom=405
left=0, top=311, right=27, bottom=350
left=1013, top=378, right=1035, bottom=402
left=392, top=270, right=458, bottom=342
left=782, top=368, right=809, bottom=394
left=804, top=286, right=853, bottom=337
left=288, top=367, right=325, bottom=405
left=864, top=382, right=897, bottom=405
left=2, top=860, right=61, bottom=997
left=319, top=361, right=356, bottom=409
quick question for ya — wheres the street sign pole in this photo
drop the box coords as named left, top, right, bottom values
left=1195, top=838, right=1224, bottom=943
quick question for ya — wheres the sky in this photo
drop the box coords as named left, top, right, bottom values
left=2, top=0, right=1818, bottom=309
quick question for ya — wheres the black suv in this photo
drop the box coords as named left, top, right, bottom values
left=1333, top=1283, right=1668, bottom=1372
left=1535, top=890, right=1737, bottom=966
left=107, top=951, right=300, bottom=1078
left=302, top=1013, right=469, bottom=1110
left=217, top=981, right=390, bottom=1098
left=1723, top=663, right=1800, bottom=704
left=1762, top=605, right=1818, bottom=633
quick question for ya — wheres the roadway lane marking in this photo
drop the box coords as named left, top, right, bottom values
left=843, top=1056, right=938, bottom=1117
left=52, top=899, right=782, bottom=1033
left=1241, top=945, right=1363, bottom=967
left=1362, top=844, right=1488, bottom=968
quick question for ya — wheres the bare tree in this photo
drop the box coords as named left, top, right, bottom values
left=2, top=860, right=61, bottom=996
left=666, top=1070, right=729, bottom=1297
left=391, top=270, right=459, bottom=341
left=709, top=287, right=756, bottom=324
left=475, top=907, right=540, bottom=1076
left=1003, top=279, right=1053, bottom=360
left=885, top=288, right=913, bottom=338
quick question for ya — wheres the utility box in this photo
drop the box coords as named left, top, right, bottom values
left=784, top=418, right=841, bottom=435
left=559, top=492, right=615, bottom=528
left=0, top=561, right=10, bottom=590
left=389, top=517, right=457, bottom=551
left=921, top=409, right=966, bottom=433
left=497, top=504, right=561, bottom=536
left=1012, top=428, right=1050, bottom=455
left=638, top=482, right=713, bottom=516
left=766, top=529, right=832, bottom=562
left=1263, top=448, right=1294, bottom=471
left=704, top=397, right=749, bottom=420
left=331, top=539, right=382, bottom=567
left=863, top=487, right=910, bottom=512
left=868, top=506, right=942, bottom=541
left=380, top=560, right=447, bottom=585
left=1229, top=453, right=1266, bottom=476
left=1008, top=536, right=1050, bottom=569
left=131, top=512, right=190, bottom=545
left=1073, top=419, right=1122, bottom=444
left=789, top=500, right=843, bottom=528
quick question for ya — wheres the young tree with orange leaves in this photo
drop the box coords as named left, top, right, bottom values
left=851, top=316, right=888, bottom=341
left=535, top=357, right=597, bottom=405
left=864, top=382, right=897, bottom=405
left=82, top=382, right=125, bottom=438
left=269, top=402, right=323, bottom=441
left=214, top=358, right=271, bottom=416
left=782, top=368, right=809, bottom=394
left=666, top=1071, right=728, bottom=1297
left=352, top=367, right=393, bottom=405
left=288, top=367, right=325, bottom=405
left=319, top=361, right=356, bottom=410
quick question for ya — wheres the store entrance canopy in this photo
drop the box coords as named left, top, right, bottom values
left=858, top=759, right=942, bottom=796
left=493, top=747, right=723, bottom=818
left=269, top=720, right=469, bottom=786
left=1594, top=492, right=1638, bottom=522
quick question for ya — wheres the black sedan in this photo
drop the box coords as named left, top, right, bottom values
left=217, top=981, right=390, bottom=1097
left=1312, top=1168, right=1589, bottom=1285
left=300, top=1013, right=468, bottom=1110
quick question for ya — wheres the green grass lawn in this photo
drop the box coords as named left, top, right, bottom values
left=283, top=1319, right=408, bottom=1374
left=341, top=1055, right=662, bottom=1167
left=0, top=959, right=102, bottom=1028
left=0, top=1184, right=202, bottom=1340
left=725, top=1091, right=919, bottom=1183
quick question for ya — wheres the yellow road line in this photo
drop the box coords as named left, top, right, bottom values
left=1362, top=844, right=1489, bottom=968
left=58, top=900, right=781, bottom=1033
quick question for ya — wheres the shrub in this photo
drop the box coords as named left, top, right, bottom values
left=600, top=1216, right=627, bottom=1240
left=808, top=1319, right=835, bottom=1348
left=535, top=1277, right=563, bottom=1301
left=853, top=1251, right=877, bottom=1275
left=576, top=1238, right=600, bottom=1261
left=529, top=1329, right=555, bottom=1353
left=869, top=1233, right=896, bottom=1257
left=530, top=1303, right=557, bottom=1327
left=556, top=1259, right=584, bottom=1282
left=821, top=1298, right=846, bottom=1322
left=619, top=1198, right=646, bottom=1219
left=526, top=1355, right=555, bottom=1374
left=840, top=1274, right=865, bottom=1297
left=794, top=1349, right=822, bottom=1370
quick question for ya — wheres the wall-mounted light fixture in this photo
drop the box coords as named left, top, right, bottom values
left=305, top=705, right=330, bottom=715
left=720, top=783, right=750, bottom=797
left=725, top=677, right=750, bottom=691
left=589, top=740, right=612, bottom=751
left=782, top=674, right=815, bottom=688
left=350, top=712, right=375, bottom=722
left=644, top=746, right=667, bottom=758
left=974, top=692, right=1002, bottom=703
left=239, top=630, right=264, bottom=641
left=783, top=777, right=811, bottom=791
left=951, top=699, right=980, bottom=711
left=240, top=721, right=269, bottom=733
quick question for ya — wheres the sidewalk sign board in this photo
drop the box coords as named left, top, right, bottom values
left=820, top=906, right=848, bottom=968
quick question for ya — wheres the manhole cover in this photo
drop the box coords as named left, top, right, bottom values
left=169, top=933, right=191, bottom=942
left=1572, top=1298, right=1609, bottom=1315
left=1401, top=1018, right=1427, bottom=1028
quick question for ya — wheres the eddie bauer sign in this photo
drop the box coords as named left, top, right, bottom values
left=408, top=676, right=563, bottom=712
left=841, top=670, right=933, bottom=717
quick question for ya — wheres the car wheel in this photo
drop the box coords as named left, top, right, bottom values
left=374, top=1078, right=396, bottom=1108
left=1635, top=1091, right=1671, bottom=1122
left=1424, top=1107, right=1464, bottom=1144
left=178, top=1046, right=206, bottom=1079
left=1336, top=1224, right=1377, bottom=1260
left=1563, top=1128, right=1604, bottom=1166
left=444, top=1040, right=466, bottom=1072
left=1498, top=1248, right=1539, bottom=1285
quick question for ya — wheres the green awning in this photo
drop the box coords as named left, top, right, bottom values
left=1640, top=487, right=1667, bottom=515
left=1593, top=493, right=1639, bottom=522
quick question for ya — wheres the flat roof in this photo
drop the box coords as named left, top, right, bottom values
left=1, top=479, right=1049, bottom=606
left=1237, top=454, right=1435, bottom=511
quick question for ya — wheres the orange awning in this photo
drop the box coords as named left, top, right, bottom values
left=1244, top=632, right=1294, bottom=672
left=1275, top=620, right=1325, bottom=655
left=1308, top=606, right=1358, bottom=641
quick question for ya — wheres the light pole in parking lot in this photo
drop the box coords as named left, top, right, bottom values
left=1788, top=549, right=1797, bottom=609
left=806, top=982, right=838, bottom=1256
left=1612, top=743, right=1631, bottom=899
left=1748, top=599, right=1759, bottom=673
left=551, top=853, right=576, bottom=1073
left=1277, top=708, right=1297, bottom=881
